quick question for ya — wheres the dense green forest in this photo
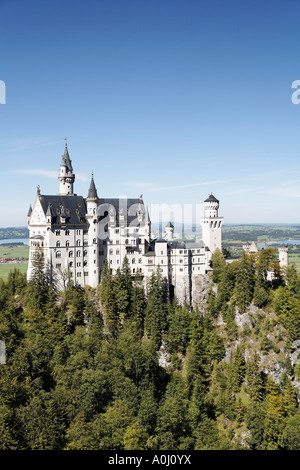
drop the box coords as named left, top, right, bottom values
left=1, top=248, right=300, bottom=450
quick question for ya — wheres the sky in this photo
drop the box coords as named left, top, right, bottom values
left=1, top=0, right=300, bottom=226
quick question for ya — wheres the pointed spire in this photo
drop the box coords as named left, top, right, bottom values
left=46, top=203, right=52, bottom=217
left=60, top=142, right=73, bottom=172
left=27, top=204, right=32, bottom=217
left=87, top=172, right=98, bottom=199
left=37, top=185, right=41, bottom=196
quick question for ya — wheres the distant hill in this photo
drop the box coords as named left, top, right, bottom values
left=0, top=227, right=29, bottom=240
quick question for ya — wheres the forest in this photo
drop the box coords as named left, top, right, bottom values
left=1, top=248, right=300, bottom=450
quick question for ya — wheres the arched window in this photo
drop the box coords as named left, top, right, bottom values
left=56, top=251, right=61, bottom=258
left=76, top=240, right=81, bottom=246
left=76, top=250, right=81, bottom=257
left=56, top=241, right=60, bottom=247
left=69, top=251, right=73, bottom=257
left=66, top=240, right=70, bottom=247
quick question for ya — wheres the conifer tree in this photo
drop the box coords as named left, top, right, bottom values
left=210, top=248, right=226, bottom=283
left=26, top=248, right=51, bottom=311
left=144, top=268, right=167, bottom=348
left=99, top=260, right=119, bottom=336
left=234, top=251, right=255, bottom=312
left=114, top=256, right=133, bottom=321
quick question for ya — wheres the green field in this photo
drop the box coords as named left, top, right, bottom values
left=0, top=245, right=29, bottom=259
left=0, top=243, right=29, bottom=281
left=0, top=262, right=28, bottom=281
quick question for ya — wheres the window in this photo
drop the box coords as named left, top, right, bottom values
left=76, top=250, right=81, bottom=257
left=132, top=258, right=136, bottom=264
left=65, top=230, right=70, bottom=236
left=56, top=251, right=61, bottom=258
left=77, top=262, right=81, bottom=267
left=83, top=250, right=87, bottom=257
left=76, top=240, right=81, bottom=246
left=69, top=251, right=73, bottom=257
left=77, top=272, right=81, bottom=277
left=55, top=230, right=60, bottom=236
left=66, top=240, right=70, bottom=247
left=56, top=263, right=61, bottom=268
left=69, top=262, right=73, bottom=267
left=56, top=241, right=60, bottom=247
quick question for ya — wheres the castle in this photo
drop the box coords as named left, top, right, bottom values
left=27, top=144, right=225, bottom=305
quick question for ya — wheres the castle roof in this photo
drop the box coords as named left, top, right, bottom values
left=38, top=194, right=87, bottom=226
left=60, top=144, right=73, bottom=172
left=87, top=174, right=98, bottom=199
left=204, top=193, right=219, bottom=203
left=166, top=221, right=174, bottom=228
left=97, top=197, right=146, bottom=227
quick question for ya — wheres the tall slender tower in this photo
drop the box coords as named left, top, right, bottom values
left=58, top=143, right=75, bottom=195
left=86, top=173, right=100, bottom=287
left=200, top=194, right=223, bottom=253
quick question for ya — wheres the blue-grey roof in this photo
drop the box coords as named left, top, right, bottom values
left=39, top=194, right=87, bottom=227
left=204, top=193, right=219, bottom=203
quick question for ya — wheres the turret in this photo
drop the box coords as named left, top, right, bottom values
left=86, top=173, right=98, bottom=215
left=58, top=143, right=75, bottom=195
left=165, top=221, right=174, bottom=241
left=200, top=193, right=223, bottom=254
left=27, top=204, right=32, bottom=223
left=203, top=193, right=219, bottom=218
left=86, top=173, right=100, bottom=287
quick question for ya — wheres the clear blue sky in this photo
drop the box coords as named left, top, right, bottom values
left=1, top=0, right=300, bottom=226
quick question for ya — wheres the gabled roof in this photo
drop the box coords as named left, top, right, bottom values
left=38, top=195, right=87, bottom=226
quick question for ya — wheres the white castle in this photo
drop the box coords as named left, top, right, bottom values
left=27, top=144, right=225, bottom=304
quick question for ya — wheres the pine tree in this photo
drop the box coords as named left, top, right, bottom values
left=99, top=260, right=119, bottom=336
left=26, top=248, right=51, bottom=311
left=234, top=251, right=255, bottom=312
left=211, top=248, right=226, bottom=283
left=114, top=256, right=133, bottom=322
left=144, top=268, right=167, bottom=348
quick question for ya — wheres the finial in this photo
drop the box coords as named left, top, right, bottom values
left=64, top=137, right=68, bottom=148
left=37, top=185, right=41, bottom=196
